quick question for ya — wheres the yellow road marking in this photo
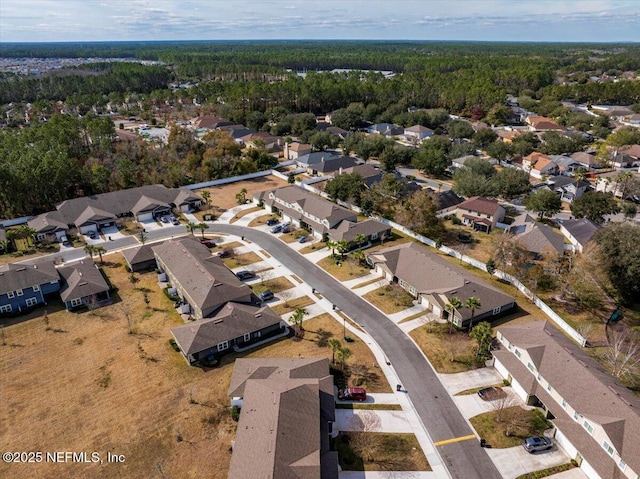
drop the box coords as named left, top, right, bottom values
left=433, top=435, right=477, bottom=447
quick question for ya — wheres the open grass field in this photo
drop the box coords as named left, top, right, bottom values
left=299, top=241, right=327, bottom=254
left=247, top=214, right=273, bottom=227
left=317, top=256, right=372, bottom=281
left=221, top=251, right=262, bottom=269
left=409, top=323, right=481, bottom=374
left=334, top=432, right=430, bottom=471
left=271, top=296, right=315, bottom=315
left=0, top=256, right=390, bottom=479
left=363, top=284, right=416, bottom=315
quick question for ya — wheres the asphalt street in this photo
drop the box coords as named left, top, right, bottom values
left=210, top=224, right=502, bottom=479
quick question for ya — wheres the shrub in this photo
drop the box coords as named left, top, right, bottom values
left=168, top=339, right=180, bottom=352
left=124, top=264, right=132, bottom=273
left=503, top=378, right=511, bottom=386
left=451, top=216, right=462, bottom=225
left=231, top=406, right=241, bottom=421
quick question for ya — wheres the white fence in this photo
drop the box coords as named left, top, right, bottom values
left=185, top=170, right=272, bottom=190
left=0, top=216, right=33, bottom=227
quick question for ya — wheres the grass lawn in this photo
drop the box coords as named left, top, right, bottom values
left=367, top=230, right=413, bottom=254
left=247, top=214, right=273, bottom=227
left=352, top=277, right=383, bottom=289
left=397, top=311, right=430, bottom=324
left=317, top=256, right=372, bottom=282
left=334, top=432, right=430, bottom=471
left=251, top=276, right=295, bottom=294
left=280, top=228, right=310, bottom=243
left=363, top=284, right=416, bottom=314
left=409, top=322, right=481, bottom=373
left=271, top=296, right=315, bottom=315
left=221, top=251, right=262, bottom=269
left=455, top=383, right=506, bottom=396
left=228, top=206, right=261, bottom=223
left=335, top=404, right=403, bottom=411
left=514, top=463, right=575, bottom=479
left=300, top=241, right=327, bottom=254
left=0, top=257, right=390, bottom=479
left=469, top=407, right=551, bottom=449
left=0, top=244, right=60, bottom=266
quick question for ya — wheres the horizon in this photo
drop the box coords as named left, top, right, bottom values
left=1, top=0, right=639, bottom=44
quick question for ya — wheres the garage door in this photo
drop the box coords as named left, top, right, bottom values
left=137, top=212, right=154, bottom=222
left=554, top=428, right=578, bottom=458
left=510, top=378, right=529, bottom=403
left=580, top=458, right=602, bottom=479
left=80, top=224, right=98, bottom=234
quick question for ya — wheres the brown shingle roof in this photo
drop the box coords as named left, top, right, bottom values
left=457, top=196, right=502, bottom=216
left=58, top=259, right=109, bottom=302
left=329, top=219, right=390, bottom=243
left=28, top=211, right=68, bottom=233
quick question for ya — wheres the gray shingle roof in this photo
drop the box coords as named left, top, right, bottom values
left=511, top=222, right=565, bottom=255
left=312, top=156, right=357, bottom=173
left=152, top=236, right=252, bottom=315
left=121, top=243, right=159, bottom=268
left=329, top=219, right=390, bottom=243
left=560, top=218, right=599, bottom=246
left=27, top=211, right=69, bottom=233
left=58, top=259, right=109, bottom=302
left=0, top=261, right=59, bottom=294
left=296, top=151, right=341, bottom=166
left=171, top=302, right=281, bottom=356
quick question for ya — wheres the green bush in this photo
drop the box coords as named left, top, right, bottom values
left=168, top=339, right=180, bottom=352
left=503, top=378, right=511, bottom=386
left=163, top=286, right=179, bottom=301
left=451, top=216, right=462, bottom=225
left=231, top=406, right=241, bottom=421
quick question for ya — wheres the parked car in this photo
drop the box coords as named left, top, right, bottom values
left=171, top=218, right=180, bottom=226
left=297, top=235, right=308, bottom=243
left=87, top=231, right=97, bottom=239
left=266, top=218, right=280, bottom=226
left=270, top=224, right=282, bottom=234
left=216, top=249, right=230, bottom=258
left=200, top=239, right=216, bottom=248
left=258, top=290, right=274, bottom=301
left=522, top=436, right=553, bottom=453
left=338, top=387, right=367, bottom=401
left=160, top=216, right=170, bottom=224
left=61, top=235, right=71, bottom=247
left=236, top=270, right=256, bottom=280
left=477, top=387, right=507, bottom=401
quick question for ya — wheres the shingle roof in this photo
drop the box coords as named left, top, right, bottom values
left=496, top=321, right=640, bottom=477
left=329, top=219, right=390, bottom=242
left=121, top=243, right=159, bottom=268
left=58, top=259, right=109, bottom=302
left=513, top=223, right=565, bottom=255
left=312, top=156, right=357, bottom=173
left=152, top=236, right=252, bottom=315
left=28, top=211, right=69, bottom=233
left=560, top=218, right=599, bottom=246
left=619, top=144, right=640, bottom=159
left=0, top=261, right=59, bottom=294
left=457, top=196, right=503, bottom=216
left=435, top=190, right=465, bottom=211
left=405, top=125, right=433, bottom=134
left=171, top=302, right=281, bottom=356
left=289, top=142, right=312, bottom=152
left=570, top=151, right=598, bottom=166
left=296, top=151, right=341, bottom=166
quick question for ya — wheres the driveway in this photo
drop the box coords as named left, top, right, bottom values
left=100, top=225, right=127, bottom=240
left=451, top=387, right=521, bottom=421
left=208, top=224, right=502, bottom=479
left=486, top=444, right=570, bottom=479
left=335, top=410, right=413, bottom=433
left=439, top=368, right=504, bottom=396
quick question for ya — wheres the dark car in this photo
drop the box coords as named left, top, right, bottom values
left=297, top=235, right=308, bottom=243
left=523, top=436, right=553, bottom=453
left=270, top=224, right=282, bottom=234
left=258, top=290, right=274, bottom=301
left=236, top=270, right=256, bottom=280
left=266, top=218, right=280, bottom=226
left=160, top=216, right=170, bottom=224
left=216, top=249, right=230, bottom=258
left=171, top=218, right=180, bottom=226
left=200, top=239, right=217, bottom=248
left=338, top=387, right=367, bottom=401
left=87, top=231, right=97, bottom=239
left=477, top=387, right=507, bottom=401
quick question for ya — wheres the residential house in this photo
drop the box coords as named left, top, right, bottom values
left=328, top=219, right=391, bottom=247
left=58, top=259, right=111, bottom=310
left=227, top=358, right=338, bottom=479
left=171, top=302, right=285, bottom=365
left=295, top=151, right=342, bottom=170
left=617, top=145, right=640, bottom=167
left=218, top=124, right=256, bottom=141
left=368, top=242, right=515, bottom=329
left=549, top=155, right=582, bottom=175
left=623, top=113, right=640, bottom=126
left=152, top=236, right=253, bottom=320
left=328, top=164, right=382, bottom=188
left=30, top=185, right=202, bottom=237
left=403, top=125, right=433, bottom=143
left=432, top=189, right=465, bottom=217
left=122, top=243, right=160, bottom=272
left=595, top=171, right=640, bottom=198
left=253, top=186, right=389, bottom=243
left=522, top=152, right=559, bottom=179
left=191, top=116, right=234, bottom=130
left=546, top=175, right=589, bottom=203
left=0, top=261, right=60, bottom=314
left=308, top=156, right=357, bottom=177
left=570, top=152, right=602, bottom=170
left=493, top=321, right=640, bottom=479
left=366, top=123, right=403, bottom=137
left=559, top=218, right=599, bottom=253
left=455, top=196, right=506, bottom=233
left=591, top=105, right=635, bottom=118
left=450, top=155, right=478, bottom=170
left=496, top=129, right=521, bottom=144
left=284, top=142, right=312, bottom=161
left=325, top=126, right=350, bottom=140
left=526, top=116, right=566, bottom=132
left=507, top=213, right=565, bottom=258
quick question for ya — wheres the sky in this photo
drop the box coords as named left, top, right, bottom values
left=0, top=0, right=639, bottom=43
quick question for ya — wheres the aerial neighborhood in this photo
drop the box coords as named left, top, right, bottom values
left=1, top=39, right=639, bottom=479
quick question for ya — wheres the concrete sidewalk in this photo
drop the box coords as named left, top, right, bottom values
left=340, top=472, right=439, bottom=479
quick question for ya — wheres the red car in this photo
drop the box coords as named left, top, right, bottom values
left=338, top=387, right=367, bottom=401
left=200, top=239, right=216, bottom=248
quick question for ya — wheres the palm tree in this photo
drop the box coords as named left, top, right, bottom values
left=186, top=222, right=197, bottom=235
left=337, top=240, right=350, bottom=259
left=336, top=346, right=352, bottom=371
left=197, top=222, right=209, bottom=238
left=351, top=249, right=366, bottom=266
left=0, top=239, right=8, bottom=253
left=200, top=190, right=211, bottom=210
left=84, top=244, right=96, bottom=259
left=94, top=245, right=107, bottom=264
left=445, top=296, right=463, bottom=334
left=354, top=233, right=366, bottom=249
left=289, top=307, right=307, bottom=337
left=19, top=225, right=37, bottom=247
left=235, top=188, right=248, bottom=205
left=464, top=297, right=482, bottom=332
left=326, top=240, right=338, bottom=257
left=328, top=339, right=342, bottom=364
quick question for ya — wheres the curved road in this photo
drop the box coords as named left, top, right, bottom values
left=211, top=224, right=501, bottom=479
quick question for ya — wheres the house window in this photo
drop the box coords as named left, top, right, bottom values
left=602, top=441, right=614, bottom=456
left=217, top=341, right=229, bottom=351
left=562, top=399, right=567, bottom=409
left=583, top=420, right=594, bottom=435
left=33, top=285, right=40, bottom=292
left=527, top=363, right=535, bottom=372
left=618, top=459, right=626, bottom=471
left=70, top=298, right=83, bottom=307
left=16, top=289, right=23, bottom=296
left=7, top=291, right=14, bottom=298
left=0, top=304, right=12, bottom=313
left=492, top=306, right=501, bottom=315
left=547, top=384, right=552, bottom=393
left=50, top=280, right=58, bottom=284
left=573, top=411, right=579, bottom=421
left=371, top=232, right=378, bottom=240
left=25, top=297, right=38, bottom=307
left=515, top=349, right=521, bottom=358
left=243, top=333, right=251, bottom=342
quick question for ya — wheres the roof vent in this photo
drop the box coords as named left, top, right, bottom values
left=33, top=264, right=37, bottom=269
left=255, top=313, right=262, bottom=318
left=563, top=346, right=573, bottom=355
left=213, top=319, right=223, bottom=324
left=620, top=396, right=632, bottom=407
left=464, top=280, right=470, bottom=284
left=79, top=281, right=88, bottom=286
left=213, top=282, right=223, bottom=287
left=544, top=329, right=553, bottom=337
left=607, top=385, right=620, bottom=396
left=16, top=267, right=26, bottom=272
left=577, top=359, right=588, bottom=368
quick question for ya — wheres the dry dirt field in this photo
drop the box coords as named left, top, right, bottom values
left=195, top=175, right=288, bottom=215
left=0, top=257, right=388, bottom=479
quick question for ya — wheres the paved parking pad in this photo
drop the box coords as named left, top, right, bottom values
left=335, top=410, right=413, bottom=433
left=438, top=368, right=504, bottom=396
left=486, top=445, right=570, bottom=479
left=340, top=472, right=438, bottom=479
